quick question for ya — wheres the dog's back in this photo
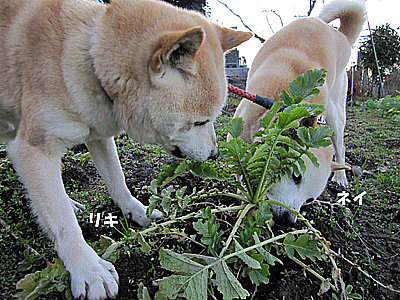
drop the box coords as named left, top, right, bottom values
left=235, top=16, right=350, bottom=142
left=235, top=0, right=366, bottom=143
left=250, top=18, right=347, bottom=97
left=248, top=0, right=366, bottom=100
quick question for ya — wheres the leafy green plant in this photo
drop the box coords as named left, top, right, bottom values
left=363, top=95, right=400, bottom=121
left=15, top=236, right=120, bottom=300
left=16, top=258, right=72, bottom=300
left=141, top=69, right=352, bottom=299
left=193, top=206, right=223, bottom=256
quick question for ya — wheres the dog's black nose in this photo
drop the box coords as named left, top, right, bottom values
left=172, top=146, right=185, bottom=159
left=273, top=210, right=296, bottom=227
left=208, top=148, right=219, bottom=160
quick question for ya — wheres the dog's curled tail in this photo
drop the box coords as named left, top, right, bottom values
left=318, top=0, right=367, bottom=45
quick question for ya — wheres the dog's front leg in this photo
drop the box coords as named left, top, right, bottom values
left=328, top=74, right=349, bottom=187
left=331, top=127, right=348, bottom=187
left=8, top=137, right=119, bottom=300
left=85, top=138, right=162, bottom=226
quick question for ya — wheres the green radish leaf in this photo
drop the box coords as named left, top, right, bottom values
left=261, top=102, right=285, bottom=129
left=253, top=232, right=283, bottom=266
left=289, top=69, right=327, bottom=102
left=213, top=261, right=250, bottom=300
left=280, top=89, right=294, bottom=106
left=156, top=249, right=249, bottom=300
left=228, top=118, right=244, bottom=139
left=234, top=240, right=261, bottom=269
left=247, top=263, right=270, bottom=285
left=283, top=234, right=322, bottom=261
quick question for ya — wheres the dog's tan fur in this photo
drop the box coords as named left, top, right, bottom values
left=0, top=0, right=251, bottom=298
left=233, top=0, right=366, bottom=223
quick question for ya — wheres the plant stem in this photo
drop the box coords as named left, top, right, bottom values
left=232, top=142, right=254, bottom=199
left=191, top=191, right=248, bottom=203
left=179, top=229, right=309, bottom=293
left=265, top=200, right=305, bottom=220
left=331, top=249, right=400, bottom=294
left=254, top=132, right=281, bottom=203
left=289, top=256, right=337, bottom=292
left=259, top=181, right=276, bottom=201
left=222, top=229, right=308, bottom=261
left=219, top=203, right=255, bottom=257
left=157, top=232, right=206, bottom=249
left=140, top=205, right=245, bottom=236
left=263, top=200, right=347, bottom=296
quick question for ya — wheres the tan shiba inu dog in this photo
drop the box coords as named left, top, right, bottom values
left=232, top=0, right=366, bottom=224
left=0, top=0, right=251, bottom=298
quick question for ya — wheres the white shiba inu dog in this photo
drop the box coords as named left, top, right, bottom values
left=0, top=0, right=252, bottom=298
left=232, top=0, right=366, bottom=224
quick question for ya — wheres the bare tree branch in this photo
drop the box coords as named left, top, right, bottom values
left=265, top=14, right=275, bottom=34
left=307, top=0, right=317, bottom=16
left=215, top=0, right=265, bottom=43
left=263, top=10, right=284, bottom=33
left=296, top=0, right=324, bottom=17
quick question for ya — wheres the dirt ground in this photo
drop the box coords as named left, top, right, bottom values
left=0, top=104, right=399, bottom=299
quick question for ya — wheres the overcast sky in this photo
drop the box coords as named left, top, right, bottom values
left=207, top=0, right=399, bottom=67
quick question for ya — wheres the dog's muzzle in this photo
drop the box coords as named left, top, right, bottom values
left=273, top=210, right=296, bottom=227
left=270, top=204, right=297, bottom=227
left=172, top=146, right=185, bottom=159
left=171, top=146, right=219, bottom=161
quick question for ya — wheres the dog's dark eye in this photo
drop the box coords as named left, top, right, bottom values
left=194, top=120, right=209, bottom=127
left=292, top=172, right=302, bottom=185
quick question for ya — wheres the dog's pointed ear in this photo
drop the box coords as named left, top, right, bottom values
left=331, top=162, right=351, bottom=171
left=217, top=26, right=252, bottom=52
left=150, top=27, right=204, bottom=75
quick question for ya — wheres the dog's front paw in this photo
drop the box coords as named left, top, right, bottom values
left=120, top=197, right=162, bottom=226
left=68, top=251, right=119, bottom=300
left=332, top=170, right=348, bottom=187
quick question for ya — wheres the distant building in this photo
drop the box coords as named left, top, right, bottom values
left=225, top=48, right=249, bottom=89
left=225, top=48, right=240, bottom=68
